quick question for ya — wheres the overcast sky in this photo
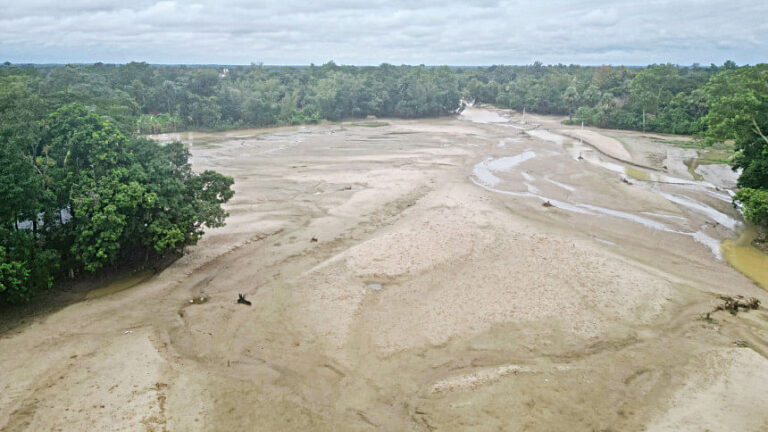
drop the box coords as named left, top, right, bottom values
left=1, top=0, right=766, bottom=65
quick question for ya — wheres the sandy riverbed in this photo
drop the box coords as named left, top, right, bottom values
left=1, top=107, right=767, bottom=431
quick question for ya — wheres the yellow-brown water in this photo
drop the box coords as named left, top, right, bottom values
left=625, top=166, right=652, bottom=181
left=722, top=225, right=768, bottom=290
left=683, top=158, right=704, bottom=181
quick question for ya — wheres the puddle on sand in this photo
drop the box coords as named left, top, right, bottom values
left=485, top=151, right=537, bottom=171
left=459, top=107, right=509, bottom=124
left=86, top=270, right=155, bottom=300
left=640, top=211, right=687, bottom=221
left=692, top=231, right=723, bottom=260
left=471, top=119, right=739, bottom=260
left=594, top=237, right=616, bottom=246
left=658, top=192, right=739, bottom=230
left=471, top=157, right=733, bottom=260
left=684, top=158, right=704, bottom=181
left=472, top=151, right=537, bottom=188
left=722, top=226, right=768, bottom=290
left=545, top=178, right=576, bottom=192
left=625, top=166, right=652, bottom=181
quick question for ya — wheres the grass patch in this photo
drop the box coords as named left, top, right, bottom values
left=699, top=149, right=734, bottom=165
left=700, top=157, right=731, bottom=164
left=652, top=138, right=702, bottom=149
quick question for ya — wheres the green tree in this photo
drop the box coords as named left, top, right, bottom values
left=704, top=64, right=768, bottom=228
left=564, top=83, right=579, bottom=120
left=704, top=65, right=768, bottom=189
left=0, top=99, right=235, bottom=303
left=734, top=188, right=768, bottom=226
left=629, top=64, right=679, bottom=131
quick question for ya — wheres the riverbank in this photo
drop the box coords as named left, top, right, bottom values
left=2, top=107, right=767, bottom=431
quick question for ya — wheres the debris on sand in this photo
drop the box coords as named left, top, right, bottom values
left=621, top=177, right=632, bottom=185
left=310, top=237, right=318, bottom=243
left=542, top=201, right=553, bottom=208
left=189, top=296, right=209, bottom=305
left=237, top=294, right=252, bottom=306
left=715, top=295, right=760, bottom=315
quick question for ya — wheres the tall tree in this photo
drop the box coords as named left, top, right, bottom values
left=629, top=64, right=679, bottom=131
left=705, top=64, right=768, bottom=227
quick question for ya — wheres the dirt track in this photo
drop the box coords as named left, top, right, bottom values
left=2, top=107, right=768, bottom=431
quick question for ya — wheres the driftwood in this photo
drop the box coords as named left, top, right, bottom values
left=702, top=295, right=761, bottom=322
left=237, top=293, right=252, bottom=306
left=715, top=295, right=760, bottom=315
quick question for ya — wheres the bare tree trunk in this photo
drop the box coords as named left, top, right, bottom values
left=642, top=108, right=646, bottom=132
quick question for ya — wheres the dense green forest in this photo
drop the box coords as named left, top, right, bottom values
left=0, top=60, right=749, bottom=135
left=0, top=73, right=235, bottom=304
left=466, top=62, right=720, bottom=135
left=0, top=60, right=748, bottom=136
left=1, top=61, right=767, bottom=303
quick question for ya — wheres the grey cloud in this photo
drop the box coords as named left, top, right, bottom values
left=580, top=9, right=619, bottom=27
left=0, top=0, right=766, bottom=65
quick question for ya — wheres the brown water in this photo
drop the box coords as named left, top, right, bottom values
left=722, top=225, right=768, bottom=290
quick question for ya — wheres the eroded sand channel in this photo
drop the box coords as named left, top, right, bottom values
left=2, top=108, right=768, bottom=431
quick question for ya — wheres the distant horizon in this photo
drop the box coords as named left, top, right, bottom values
left=1, top=61, right=755, bottom=68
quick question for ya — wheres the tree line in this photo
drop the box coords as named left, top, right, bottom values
left=1, top=62, right=463, bottom=134
left=0, top=60, right=750, bottom=136
left=1, top=60, right=766, bottom=303
left=463, top=61, right=737, bottom=135
left=0, top=61, right=746, bottom=136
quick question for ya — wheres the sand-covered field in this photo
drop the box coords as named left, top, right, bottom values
left=2, top=106, right=768, bottom=431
